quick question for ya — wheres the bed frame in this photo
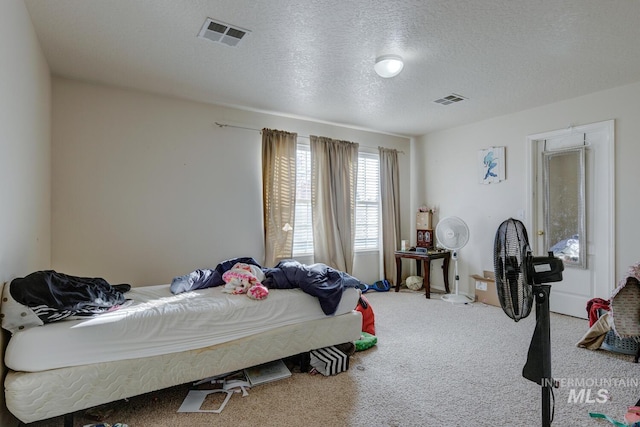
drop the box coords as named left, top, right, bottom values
left=4, top=305, right=361, bottom=425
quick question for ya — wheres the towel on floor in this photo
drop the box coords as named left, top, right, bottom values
left=577, top=312, right=611, bottom=350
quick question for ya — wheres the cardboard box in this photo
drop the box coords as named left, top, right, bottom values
left=471, top=270, right=500, bottom=307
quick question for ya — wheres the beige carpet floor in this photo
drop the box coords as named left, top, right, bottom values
left=28, top=289, right=639, bottom=427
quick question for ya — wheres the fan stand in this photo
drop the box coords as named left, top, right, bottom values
left=441, top=250, right=473, bottom=304
left=522, top=284, right=553, bottom=427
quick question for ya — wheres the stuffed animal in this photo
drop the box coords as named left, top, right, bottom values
left=246, top=283, right=269, bottom=300
left=221, top=263, right=268, bottom=300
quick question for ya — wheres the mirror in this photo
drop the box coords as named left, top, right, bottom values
left=543, top=147, right=586, bottom=268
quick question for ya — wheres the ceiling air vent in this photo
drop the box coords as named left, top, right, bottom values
left=433, top=93, right=467, bottom=105
left=198, top=18, right=250, bottom=47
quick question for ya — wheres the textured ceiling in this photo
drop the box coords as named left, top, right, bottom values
left=24, top=0, right=640, bottom=136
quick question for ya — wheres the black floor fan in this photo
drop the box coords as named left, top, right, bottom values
left=493, top=218, right=564, bottom=427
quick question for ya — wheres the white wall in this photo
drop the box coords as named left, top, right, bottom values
left=0, top=1, right=51, bottom=425
left=417, top=82, right=640, bottom=297
left=51, top=78, right=411, bottom=286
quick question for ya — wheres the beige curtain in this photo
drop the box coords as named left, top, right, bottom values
left=262, top=128, right=297, bottom=267
left=310, top=136, right=358, bottom=273
left=379, top=147, right=401, bottom=285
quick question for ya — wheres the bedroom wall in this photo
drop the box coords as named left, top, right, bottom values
left=51, top=78, right=411, bottom=287
left=416, top=81, right=640, bottom=297
left=0, top=1, right=51, bottom=425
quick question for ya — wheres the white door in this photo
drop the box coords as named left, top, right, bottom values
left=526, top=120, right=615, bottom=319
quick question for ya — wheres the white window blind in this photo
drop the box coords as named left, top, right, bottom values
left=355, top=152, right=380, bottom=251
left=293, top=144, right=314, bottom=255
left=292, top=143, right=380, bottom=256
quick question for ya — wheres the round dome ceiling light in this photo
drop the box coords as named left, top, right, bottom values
left=374, top=54, right=404, bottom=78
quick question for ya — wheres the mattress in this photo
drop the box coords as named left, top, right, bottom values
left=5, top=284, right=359, bottom=372
left=5, top=310, right=362, bottom=424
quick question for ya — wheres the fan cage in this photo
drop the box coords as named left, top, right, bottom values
left=493, top=218, right=534, bottom=321
left=435, top=216, right=469, bottom=250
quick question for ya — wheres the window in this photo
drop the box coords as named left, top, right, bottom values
left=292, top=142, right=380, bottom=256
left=355, top=152, right=380, bottom=251
left=292, top=144, right=313, bottom=255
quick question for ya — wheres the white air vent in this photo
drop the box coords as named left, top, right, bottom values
left=433, top=93, right=467, bottom=105
left=198, top=18, right=250, bottom=47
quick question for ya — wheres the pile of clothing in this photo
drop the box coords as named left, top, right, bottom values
left=577, top=262, right=640, bottom=356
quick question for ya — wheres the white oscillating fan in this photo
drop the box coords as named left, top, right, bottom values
left=436, top=216, right=472, bottom=304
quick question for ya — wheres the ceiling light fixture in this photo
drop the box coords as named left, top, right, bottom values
left=374, top=54, right=404, bottom=78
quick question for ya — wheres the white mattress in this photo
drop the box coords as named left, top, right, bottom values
left=5, top=310, right=362, bottom=424
left=5, top=284, right=359, bottom=372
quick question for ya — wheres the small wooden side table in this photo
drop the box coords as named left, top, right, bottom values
left=394, top=250, right=451, bottom=298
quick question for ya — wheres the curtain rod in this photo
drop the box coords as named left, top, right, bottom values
left=215, top=122, right=309, bottom=139
left=214, top=121, right=404, bottom=154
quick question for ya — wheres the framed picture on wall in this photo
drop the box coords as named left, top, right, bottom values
left=478, top=146, right=505, bottom=184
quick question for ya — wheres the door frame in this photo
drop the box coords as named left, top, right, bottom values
left=525, top=120, right=615, bottom=316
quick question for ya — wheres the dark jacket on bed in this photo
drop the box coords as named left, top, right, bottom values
left=10, top=270, right=129, bottom=323
left=262, top=260, right=363, bottom=315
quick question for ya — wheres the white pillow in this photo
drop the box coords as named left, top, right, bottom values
left=1, top=280, right=43, bottom=334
